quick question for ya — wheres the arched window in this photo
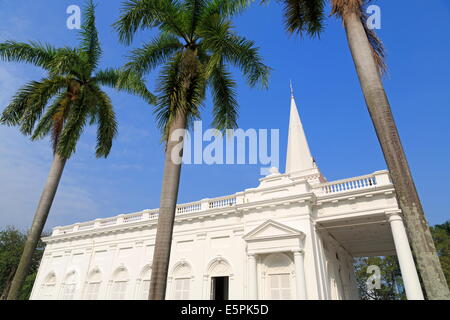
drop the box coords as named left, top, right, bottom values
left=41, top=272, right=57, bottom=300
left=61, top=270, right=77, bottom=300
left=171, top=261, right=192, bottom=300
left=263, top=253, right=294, bottom=300
left=85, top=267, right=102, bottom=300
left=137, top=265, right=152, bottom=300
left=110, top=266, right=129, bottom=300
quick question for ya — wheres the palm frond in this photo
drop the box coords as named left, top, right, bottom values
left=201, top=0, right=251, bottom=20
left=1, top=77, right=68, bottom=134
left=91, top=86, right=118, bottom=158
left=30, top=93, right=69, bottom=144
left=183, top=68, right=206, bottom=129
left=48, top=48, right=87, bottom=79
left=79, top=0, right=102, bottom=73
left=124, top=33, right=183, bottom=76
left=94, top=68, right=157, bottom=104
left=183, top=0, right=207, bottom=40
left=114, top=0, right=189, bottom=45
left=157, top=55, right=205, bottom=136
left=199, top=15, right=270, bottom=88
left=209, top=61, right=238, bottom=130
left=56, top=87, right=91, bottom=158
left=0, top=83, right=37, bottom=126
left=154, top=58, right=181, bottom=140
left=51, top=108, right=66, bottom=155
left=0, top=41, right=57, bottom=69
left=224, top=37, right=270, bottom=88
left=155, top=53, right=206, bottom=141
left=281, top=0, right=325, bottom=37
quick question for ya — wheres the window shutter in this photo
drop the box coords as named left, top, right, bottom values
left=269, top=274, right=291, bottom=300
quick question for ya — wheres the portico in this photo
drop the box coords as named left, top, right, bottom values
left=244, top=220, right=307, bottom=300
left=316, top=210, right=424, bottom=300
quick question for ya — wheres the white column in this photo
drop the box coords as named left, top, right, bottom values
left=293, top=250, right=307, bottom=300
left=248, top=254, right=258, bottom=299
left=387, top=212, right=424, bottom=300
left=202, top=275, right=209, bottom=300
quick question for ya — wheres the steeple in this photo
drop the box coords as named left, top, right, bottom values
left=285, top=85, right=315, bottom=176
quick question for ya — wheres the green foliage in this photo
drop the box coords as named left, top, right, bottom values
left=430, top=221, right=450, bottom=288
left=114, top=0, right=270, bottom=140
left=0, top=227, right=48, bottom=300
left=354, top=256, right=406, bottom=300
left=354, top=221, right=450, bottom=300
left=0, top=0, right=154, bottom=159
left=279, top=0, right=325, bottom=37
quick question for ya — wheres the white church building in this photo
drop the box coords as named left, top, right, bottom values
left=30, top=93, right=425, bottom=300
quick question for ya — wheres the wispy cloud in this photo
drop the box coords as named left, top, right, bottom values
left=0, top=126, right=101, bottom=231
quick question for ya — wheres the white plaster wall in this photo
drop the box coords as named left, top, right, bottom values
left=32, top=203, right=322, bottom=300
left=31, top=170, right=397, bottom=300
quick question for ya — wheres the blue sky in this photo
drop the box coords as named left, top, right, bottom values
left=0, top=0, right=449, bottom=231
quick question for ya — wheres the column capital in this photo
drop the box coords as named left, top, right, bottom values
left=386, top=210, right=403, bottom=222
left=292, top=249, right=305, bottom=255
left=247, top=253, right=257, bottom=259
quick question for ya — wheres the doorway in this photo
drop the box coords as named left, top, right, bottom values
left=211, top=276, right=229, bottom=300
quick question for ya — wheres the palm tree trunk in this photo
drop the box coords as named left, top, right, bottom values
left=7, top=153, right=66, bottom=300
left=342, top=10, right=450, bottom=300
left=149, top=111, right=187, bottom=300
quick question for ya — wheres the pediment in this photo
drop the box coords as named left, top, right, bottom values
left=243, top=220, right=305, bottom=241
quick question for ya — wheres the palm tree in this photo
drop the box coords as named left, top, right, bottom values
left=114, top=0, right=269, bottom=299
left=273, top=0, right=449, bottom=299
left=0, top=0, right=154, bottom=300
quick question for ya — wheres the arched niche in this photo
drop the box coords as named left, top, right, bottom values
left=262, top=252, right=295, bottom=300
left=109, top=265, right=129, bottom=300
left=41, top=271, right=57, bottom=300
left=85, top=266, right=102, bottom=300
left=136, top=264, right=152, bottom=300
left=61, top=270, right=78, bottom=300
left=170, top=260, right=193, bottom=300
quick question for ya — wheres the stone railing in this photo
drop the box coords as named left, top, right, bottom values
left=51, top=171, right=391, bottom=236
left=315, top=170, right=391, bottom=196
left=176, top=202, right=202, bottom=215
left=52, top=195, right=238, bottom=236
left=209, top=196, right=237, bottom=209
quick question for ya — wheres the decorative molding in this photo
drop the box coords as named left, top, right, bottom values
left=243, top=220, right=306, bottom=241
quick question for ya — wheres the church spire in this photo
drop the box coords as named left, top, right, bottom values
left=285, top=84, right=315, bottom=175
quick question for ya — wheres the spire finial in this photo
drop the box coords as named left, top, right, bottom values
left=290, top=80, right=294, bottom=97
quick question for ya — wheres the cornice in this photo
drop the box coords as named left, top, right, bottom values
left=44, top=193, right=316, bottom=244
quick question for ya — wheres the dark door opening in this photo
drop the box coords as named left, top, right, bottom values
left=211, top=276, right=229, bottom=300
